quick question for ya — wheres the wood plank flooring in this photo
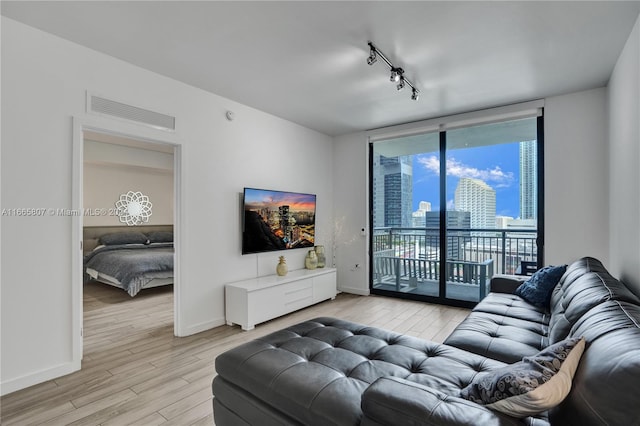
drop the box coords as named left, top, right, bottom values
left=0, top=281, right=470, bottom=425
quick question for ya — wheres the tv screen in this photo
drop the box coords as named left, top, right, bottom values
left=242, top=188, right=316, bottom=255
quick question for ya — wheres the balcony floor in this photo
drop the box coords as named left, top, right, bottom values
left=373, top=278, right=483, bottom=302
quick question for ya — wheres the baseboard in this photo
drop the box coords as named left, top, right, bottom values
left=1, top=360, right=81, bottom=396
left=177, top=316, right=226, bottom=337
left=337, top=285, right=370, bottom=296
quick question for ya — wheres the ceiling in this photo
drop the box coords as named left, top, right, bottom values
left=84, top=130, right=175, bottom=154
left=3, top=1, right=639, bottom=136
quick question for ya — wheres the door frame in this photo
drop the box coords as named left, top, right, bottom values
left=71, top=115, right=183, bottom=363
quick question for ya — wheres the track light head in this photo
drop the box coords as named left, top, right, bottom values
left=367, top=45, right=378, bottom=66
left=396, top=77, right=405, bottom=91
left=367, top=51, right=377, bottom=66
left=390, top=67, right=402, bottom=83
left=411, top=88, right=419, bottom=101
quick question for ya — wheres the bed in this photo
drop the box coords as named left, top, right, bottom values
left=83, top=225, right=174, bottom=297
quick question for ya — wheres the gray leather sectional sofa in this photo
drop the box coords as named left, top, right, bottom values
left=212, top=257, right=640, bottom=425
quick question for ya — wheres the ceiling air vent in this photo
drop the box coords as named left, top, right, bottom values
left=88, top=93, right=176, bottom=132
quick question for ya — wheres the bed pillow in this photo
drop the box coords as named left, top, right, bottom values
left=99, top=232, right=149, bottom=246
left=460, top=336, right=585, bottom=418
left=146, top=231, right=173, bottom=243
left=515, top=264, right=567, bottom=308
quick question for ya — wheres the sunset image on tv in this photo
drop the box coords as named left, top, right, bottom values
left=242, top=188, right=316, bottom=254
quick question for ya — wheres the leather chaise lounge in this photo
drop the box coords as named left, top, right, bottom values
left=212, top=257, right=640, bottom=425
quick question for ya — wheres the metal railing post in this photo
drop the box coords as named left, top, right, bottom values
left=394, top=257, right=401, bottom=291
left=501, top=231, right=507, bottom=274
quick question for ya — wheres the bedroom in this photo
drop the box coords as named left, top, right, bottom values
left=82, top=131, right=177, bottom=347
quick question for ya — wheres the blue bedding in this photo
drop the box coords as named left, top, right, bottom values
left=84, top=243, right=174, bottom=296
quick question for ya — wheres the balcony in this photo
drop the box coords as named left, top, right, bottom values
left=372, top=227, right=537, bottom=302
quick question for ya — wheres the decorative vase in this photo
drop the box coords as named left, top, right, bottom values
left=276, top=256, right=288, bottom=276
left=314, top=245, right=326, bottom=268
left=305, top=250, right=318, bottom=270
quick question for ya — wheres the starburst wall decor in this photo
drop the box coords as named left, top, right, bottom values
left=115, top=191, right=153, bottom=226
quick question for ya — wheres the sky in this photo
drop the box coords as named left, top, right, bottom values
left=412, top=142, right=521, bottom=218
left=244, top=188, right=316, bottom=213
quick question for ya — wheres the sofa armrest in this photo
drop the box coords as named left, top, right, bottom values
left=489, top=274, right=528, bottom=294
left=361, top=377, right=521, bottom=426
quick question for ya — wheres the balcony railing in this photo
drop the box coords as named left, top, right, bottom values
left=372, top=227, right=537, bottom=302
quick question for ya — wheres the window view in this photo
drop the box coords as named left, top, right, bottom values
left=371, top=117, right=539, bottom=304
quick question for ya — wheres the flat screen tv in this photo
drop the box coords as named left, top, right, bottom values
left=242, top=188, right=316, bottom=255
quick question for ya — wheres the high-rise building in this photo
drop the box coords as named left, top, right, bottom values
left=424, top=210, right=471, bottom=259
left=454, top=178, right=496, bottom=229
left=418, top=201, right=431, bottom=211
left=520, top=140, right=537, bottom=219
left=411, top=200, right=432, bottom=227
left=372, top=154, right=413, bottom=228
left=496, top=215, right=514, bottom=229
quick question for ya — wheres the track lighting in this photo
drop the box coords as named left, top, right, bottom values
left=366, top=41, right=420, bottom=101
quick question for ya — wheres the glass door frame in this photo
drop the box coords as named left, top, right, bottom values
left=368, top=113, right=545, bottom=309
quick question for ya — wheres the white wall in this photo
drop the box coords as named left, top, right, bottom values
left=84, top=140, right=174, bottom=226
left=608, top=15, right=640, bottom=296
left=544, top=88, right=609, bottom=266
left=1, top=18, right=333, bottom=394
left=333, top=132, right=369, bottom=295
left=83, top=163, right=174, bottom=226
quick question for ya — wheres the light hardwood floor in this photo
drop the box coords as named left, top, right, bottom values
left=1, top=281, right=470, bottom=425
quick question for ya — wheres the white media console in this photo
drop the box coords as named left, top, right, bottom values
left=225, top=268, right=337, bottom=331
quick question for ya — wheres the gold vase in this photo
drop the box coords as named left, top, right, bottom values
left=276, top=256, right=288, bottom=276
left=305, top=250, right=318, bottom=270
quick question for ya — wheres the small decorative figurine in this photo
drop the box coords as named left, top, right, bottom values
left=276, top=256, right=288, bottom=276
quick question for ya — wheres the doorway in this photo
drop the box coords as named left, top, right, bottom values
left=72, top=117, right=182, bottom=364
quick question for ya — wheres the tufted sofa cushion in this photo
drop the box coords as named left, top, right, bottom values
left=471, top=292, right=550, bottom=324
left=444, top=293, right=550, bottom=363
left=214, top=317, right=528, bottom=426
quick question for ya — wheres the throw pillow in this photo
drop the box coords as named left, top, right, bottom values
left=515, top=264, right=567, bottom=308
left=460, top=336, right=585, bottom=418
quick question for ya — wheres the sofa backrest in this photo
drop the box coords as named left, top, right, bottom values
left=548, top=257, right=640, bottom=344
left=551, top=300, right=640, bottom=425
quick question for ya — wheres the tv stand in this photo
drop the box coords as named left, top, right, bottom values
left=225, top=268, right=337, bottom=331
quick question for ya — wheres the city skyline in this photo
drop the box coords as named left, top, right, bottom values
left=412, top=142, right=525, bottom=219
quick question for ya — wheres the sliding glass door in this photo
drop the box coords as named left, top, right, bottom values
left=370, top=116, right=542, bottom=307
left=371, top=131, right=441, bottom=296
